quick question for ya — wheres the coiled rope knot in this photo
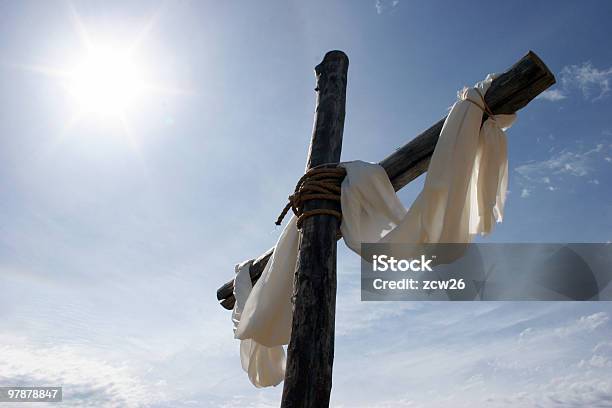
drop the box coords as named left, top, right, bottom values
left=275, top=165, right=347, bottom=229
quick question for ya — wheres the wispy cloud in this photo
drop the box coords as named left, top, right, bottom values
left=537, top=89, right=567, bottom=102
left=375, top=0, right=400, bottom=15
left=514, top=143, right=609, bottom=195
left=485, top=370, right=612, bottom=408
left=583, top=341, right=612, bottom=369
left=555, top=311, right=609, bottom=337
left=538, top=62, right=612, bottom=102
left=562, top=62, right=612, bottom=101
left=332, top=305, right=612, bottom=408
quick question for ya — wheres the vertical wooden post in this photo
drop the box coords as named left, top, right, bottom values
left=280, top=50, right=349, bottom=408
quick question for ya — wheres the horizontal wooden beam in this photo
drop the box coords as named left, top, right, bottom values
left=217, top=50, right=555, bottom=310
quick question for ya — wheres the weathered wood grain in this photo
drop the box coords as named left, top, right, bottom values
left=279, top=50, right=348, bottom=408
left=217, top=50, right=556, bottom=309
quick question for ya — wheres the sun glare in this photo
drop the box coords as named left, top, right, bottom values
left=13, top=5, right=185, bottom=151
left=67, top=46, right=146, bottom=117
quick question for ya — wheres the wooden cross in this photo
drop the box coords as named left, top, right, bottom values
left=217, top=50, right=555, bottom=407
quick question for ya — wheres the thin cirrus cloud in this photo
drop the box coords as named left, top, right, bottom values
left=538, top=61, right=612, bottom=102
left=375, top=0, right=400, bottom=15
left=514, top=143, right=609, bottom=197
left=477, top=311, right=612, bottom=407
left=537, top=88, right=567, bottom=102
left=331, top=306, right=612, bottom=407
left=562, top=62, right=612, bottom=100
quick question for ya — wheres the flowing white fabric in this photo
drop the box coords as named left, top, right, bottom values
left=232, top=260, right=286, bottom=387
left=232, top=74, right=515, bottom=387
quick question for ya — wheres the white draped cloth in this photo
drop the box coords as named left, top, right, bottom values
left=231, top=75, right=516, bottom=387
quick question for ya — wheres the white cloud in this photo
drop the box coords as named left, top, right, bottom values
left=518, top=327, right=534, bottom=341
left=516, top=150, right=588, bottom=179
left=561, top=62, right=612, bottom=101
left=555, top=312, right=609, bottom=337
left=537, top=89, right=567, bottom=102
left=516, top=312, right=609, bottom=344
left=484, top=370, right=612, bottom=408
left=375, top=0, right=400, bottom=14
left=515, top=143, right=609, bottom=193
left=538, top=372, right=612, bottom=407
left=332, top=305, right=612, bottom=408
left=579, top=354, right=612, bottom=368
left=0, top=340, right=166, bottom=407
left=375, top=0, right=383, bottom=14
left=593, top=341, right=612, bottom=354
left=537, top=62, right=612, bottom=102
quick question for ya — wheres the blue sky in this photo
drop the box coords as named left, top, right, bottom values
left=1, top=1, right=612, bottom=406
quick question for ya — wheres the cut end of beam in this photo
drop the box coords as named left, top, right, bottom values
left=527, top=50, right=556, bottom=86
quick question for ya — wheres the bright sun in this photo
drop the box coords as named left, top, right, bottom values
left=15, top=6, right=185, bottom=144
left=68, top=46, right=146, bottom=117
